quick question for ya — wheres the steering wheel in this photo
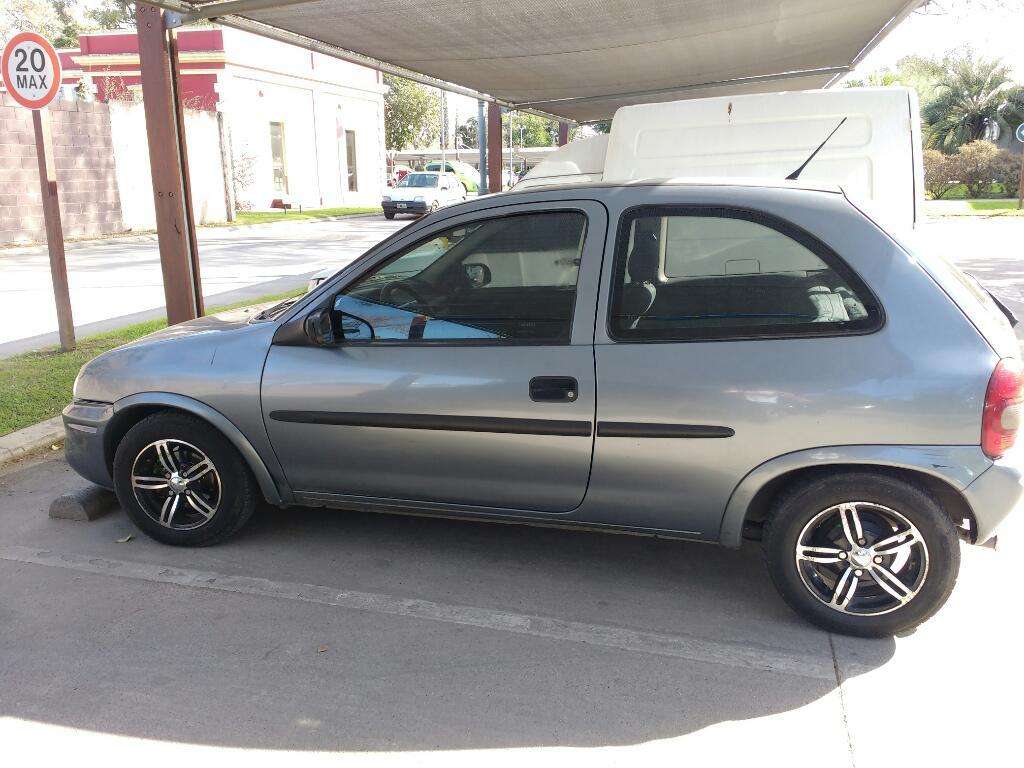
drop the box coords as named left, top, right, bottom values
left=381, top=279, right=427, bottom=308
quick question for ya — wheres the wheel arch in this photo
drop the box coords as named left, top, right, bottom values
left=104, top=393, right=286, bottom=505
left=719, top=445, right=988, bottom=548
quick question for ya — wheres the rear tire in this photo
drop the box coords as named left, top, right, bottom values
left=763, top=472, right=960, bottom=637
left=113, top=412, right=258, bottom=547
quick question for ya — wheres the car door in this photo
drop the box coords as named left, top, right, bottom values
left=262, top=200, right=607, bottom=513
left=586, top=196, right=884, bottom=539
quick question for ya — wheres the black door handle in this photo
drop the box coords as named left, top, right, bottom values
left=530, top=376, right=578, bottom=402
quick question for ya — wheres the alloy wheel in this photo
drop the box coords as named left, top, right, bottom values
left=795, top=501, right=929, bottom=616
left=130, top=439, right=222, bottom=531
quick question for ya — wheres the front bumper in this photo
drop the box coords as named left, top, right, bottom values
left=963, top=449, right=1024, bottom=544
left=383, top=200, right=427, bottom=214
left=62, top=400, right=115, bottom=489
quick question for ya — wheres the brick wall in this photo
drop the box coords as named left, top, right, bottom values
left=0, top=93, right=125, bottom=244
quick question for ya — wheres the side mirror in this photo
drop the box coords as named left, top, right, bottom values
left=463, top=262, right=492, bottom=288
left=303, top=308, right=335, bottom=346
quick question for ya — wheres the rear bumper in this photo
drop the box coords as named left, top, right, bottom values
left=62, top=400, right=114, bottom=489
left=963, top=449, right=1024, bottom=544
left=383, top=200, right=427, bottom=214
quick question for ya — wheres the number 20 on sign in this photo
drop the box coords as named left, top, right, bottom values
left=2, top=32, right=62, bottom=109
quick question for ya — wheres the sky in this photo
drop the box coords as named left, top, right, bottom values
left=847, top=0, right=1024, bottom=81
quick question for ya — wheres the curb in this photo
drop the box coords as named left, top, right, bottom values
left=0, top=416, right=64, bottom=470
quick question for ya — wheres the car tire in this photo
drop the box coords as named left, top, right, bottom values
left=763, top=472, right=960, bottom=637
left=384, top=211, right=395, bottom=220
left=113, top=412, right=258, bottom=547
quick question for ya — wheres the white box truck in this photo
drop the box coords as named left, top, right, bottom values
left=517, top=87, right=925, bottom=230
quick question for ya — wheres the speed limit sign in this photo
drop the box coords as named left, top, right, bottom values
left=2, top=32, right=62, bottom=110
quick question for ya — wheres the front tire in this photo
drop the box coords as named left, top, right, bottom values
left=384, top=211, right=395, bottom=220
left=763, top=472, right=960, bottom=637
left=113, top=412, right=258, bottom=546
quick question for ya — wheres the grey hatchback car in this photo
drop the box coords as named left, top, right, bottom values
left=63, top=180, right=1023, bottom=637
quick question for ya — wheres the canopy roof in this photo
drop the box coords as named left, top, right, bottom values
left=156, top=0, right=923, bottom=122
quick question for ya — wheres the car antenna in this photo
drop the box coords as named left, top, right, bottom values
left=785, top=117, right=848, bottom=181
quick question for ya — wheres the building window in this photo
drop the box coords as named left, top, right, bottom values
left=269, top=121, right=288, bottom=194
left=345, top=129, right=357, bottom=192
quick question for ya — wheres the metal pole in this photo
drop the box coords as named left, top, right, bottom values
left=1018, top=150, right=1023, bottom=210
left=478, top=100, right=487, bottom=194
left=32, top=108, right=75, bottom=351
left=507, top=109, right=513, bottom=188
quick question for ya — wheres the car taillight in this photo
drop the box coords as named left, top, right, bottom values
left=982, top=358, right=1024, bottom=459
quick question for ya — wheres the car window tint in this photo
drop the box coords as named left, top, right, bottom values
left=610, top=209, right=881, bottom=341
left=339, top=211, right=586, bottom=343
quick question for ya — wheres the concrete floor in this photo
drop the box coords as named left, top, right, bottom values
left=0, top=453, right=1020, bottom=764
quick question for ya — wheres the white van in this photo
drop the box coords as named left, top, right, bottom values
left=517, top=87, right=924, bottom=230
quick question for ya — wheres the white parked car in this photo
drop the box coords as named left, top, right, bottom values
left=382, top=171, right=465, bottom=219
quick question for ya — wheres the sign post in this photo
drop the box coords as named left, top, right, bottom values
left=1015, top=123, right=1024, bottom=211
left=2, top=32, right=75, bottom=351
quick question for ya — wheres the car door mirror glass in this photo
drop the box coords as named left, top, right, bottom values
left=463, top=262, right=491, bottom=288
left=303, top=308, right=336, bottom=346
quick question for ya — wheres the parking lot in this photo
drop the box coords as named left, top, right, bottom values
left=1, top=441, right=1021, bottom=764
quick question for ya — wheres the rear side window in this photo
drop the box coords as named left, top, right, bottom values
left=609, top=207, right=882, bottom=341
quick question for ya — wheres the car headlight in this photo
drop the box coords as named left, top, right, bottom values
left=382, top=195, right=391, bottom=201
left=414, top=196, right=425, bottom=202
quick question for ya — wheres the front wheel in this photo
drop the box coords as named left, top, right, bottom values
left=113, top=412, right=258, bottom=546
left=763, top=473, right=960, bottom=637
left=384, top=211, right=395, bottom=220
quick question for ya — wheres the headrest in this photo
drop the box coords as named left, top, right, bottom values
left=627, top=231, right=660, bottom=283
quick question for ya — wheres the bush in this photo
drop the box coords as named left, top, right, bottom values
left=923, top=149, right=959, bottom=199
left=993, top=149, right=1021, bottom=199
left=951, top=140, right=1001, bottom=198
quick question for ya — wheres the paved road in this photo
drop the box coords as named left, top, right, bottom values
left=0, top=452, right=1019, bottom=764
left=0, top=216, right=407, bottom=357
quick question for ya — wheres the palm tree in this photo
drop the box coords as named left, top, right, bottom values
left=922, top=54, right=1024, bottom=152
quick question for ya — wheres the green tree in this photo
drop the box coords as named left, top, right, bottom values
left=455, top=116, right=478, bottom=149
left=922, top=54, right=1024, bottom=153
left=86, top=0, right=135, bottom=30
left=383, top=74, right=440, bottom=150
left=49, top=0, right=85, bottom=48
left=1, top=0, right=62, bottom=42
left=502, top=111, right=556, bottom=147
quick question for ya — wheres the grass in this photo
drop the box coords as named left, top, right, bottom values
left=0, top=288, right=303, bottom=437
left=229, top=206, right=383, bottom=225
left=925, top=199, right=1024, bottom=217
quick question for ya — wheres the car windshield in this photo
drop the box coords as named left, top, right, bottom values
left=398, top=173, right=438, bottom=188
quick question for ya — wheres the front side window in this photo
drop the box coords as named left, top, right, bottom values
left=609, top=207, right=881, bottom=341
left=335, top=211, right=586, bottom=343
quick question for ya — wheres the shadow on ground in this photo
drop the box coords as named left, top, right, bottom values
left=0, top=457, right=895, bottom=752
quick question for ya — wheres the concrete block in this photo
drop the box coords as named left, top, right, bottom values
left=49, top=486, right=119, bottom=522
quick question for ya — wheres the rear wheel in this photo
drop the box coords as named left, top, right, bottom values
left=113, top=412, right=258, bottom=546
left=763, top=472, right=960, bottom=637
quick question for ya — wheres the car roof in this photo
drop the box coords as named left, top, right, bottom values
left=510, top=176, right=843, bottom=195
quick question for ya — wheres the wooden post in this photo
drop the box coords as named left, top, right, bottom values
left=487, top=101, right=502, bottom=192
left=32, top=107, right=75, bottom=351
left=558, top=121, right=569, bottom=146
left=136, top=3, right=202, bottom=325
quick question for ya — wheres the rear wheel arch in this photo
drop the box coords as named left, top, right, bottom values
left=722, top=456, right=979, bottom=547
left=104, top=396, right=286, bottom=505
